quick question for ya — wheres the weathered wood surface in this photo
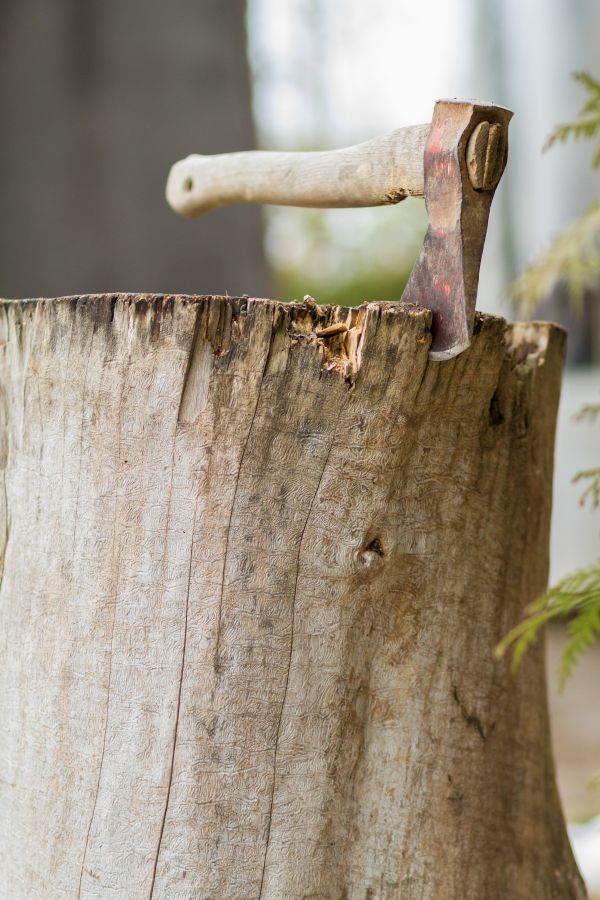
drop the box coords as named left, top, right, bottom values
left=0, top=295, right=584, bottom=899
left=166, top=125, right=431, bottom=218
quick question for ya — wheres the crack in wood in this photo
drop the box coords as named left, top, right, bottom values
left=258, top=422, right=342, bottom=898
left=213, top=306, right=276, bottom=673
left=452, top=684, right=487, bottom=742
left=149, top=504, right=197, bottom=898
left=76, top=380, right=126, bottom=899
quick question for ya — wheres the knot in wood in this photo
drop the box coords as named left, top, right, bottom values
left=355, top=536, right=385, bottom=569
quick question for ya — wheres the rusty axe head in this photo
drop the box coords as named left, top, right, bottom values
left=401, top=100, right=512, bottom=359
left=166, top=99, right=512, bottom=360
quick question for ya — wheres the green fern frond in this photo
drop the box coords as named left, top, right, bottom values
left=573, top=467, right=600, bottom=508
left=500, top=71, right=600, bottom=686
left=512, top=204, right=600, bottom=314
left=577, top=82, right=600, bottom=116
left=545, top=119, right=600, bottom=152
left=495, top=608, right=552, bottom=672
left=544, top=71, right=600, bottom=164
left=559, top=602, right=600, bottom=688
left=571, top=69, right=600, bottom=96
left=575, top=403, right=600, bottom=422
left=496, top=562, right=600, bottom=689
left=513, top=72, right=600, bottom=313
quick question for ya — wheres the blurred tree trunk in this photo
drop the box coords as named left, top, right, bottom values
left=0, top=0, right=269, bottom=298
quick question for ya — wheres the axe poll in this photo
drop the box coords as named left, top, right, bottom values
left=166, top=99, right=512, bottom=360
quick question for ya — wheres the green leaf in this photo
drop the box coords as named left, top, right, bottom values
left=543, top=71, right=600, bottom=157
left=512, top=204, right=600, bottom=315
left=559, top=602, right=600, bottom=688
left=496, top=563, right=600, bottom=688
left=545, top=118, right=600, bottom=152
left=573, top=70, right=600, bottom=97
left=513, top=71, right=600, bottom=312
left=500, top=72, right=600, bottom=687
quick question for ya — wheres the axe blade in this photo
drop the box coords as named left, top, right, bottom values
left=402, top=99, right=512, bottom=360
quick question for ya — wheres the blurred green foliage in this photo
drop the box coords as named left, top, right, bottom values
left=274, top=265, right=413, bottom=308
left=513, top=72, right=600, bottom=315
left=499, top=72, right=600, bottom=686
left=265, top=202, right=425, bottom=308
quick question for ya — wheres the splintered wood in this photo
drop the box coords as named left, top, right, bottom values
left=0, top=295, right=585, bottom=899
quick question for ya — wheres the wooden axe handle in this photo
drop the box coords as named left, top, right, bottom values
left=166, top=125, right=432, bottom=217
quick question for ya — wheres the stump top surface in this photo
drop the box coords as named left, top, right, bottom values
left=0, top=292, right=564, bottom=367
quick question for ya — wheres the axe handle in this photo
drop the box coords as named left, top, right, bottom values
left=166, top=124, right=431, bottom=218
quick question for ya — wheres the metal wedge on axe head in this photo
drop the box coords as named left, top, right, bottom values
left=166, top=98, right=512, bottom=360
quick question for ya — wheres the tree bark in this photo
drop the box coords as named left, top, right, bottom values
left=0, top=295, right=585, bottom=899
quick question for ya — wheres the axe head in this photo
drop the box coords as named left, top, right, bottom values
left=402, top=99, right=512, bottom=360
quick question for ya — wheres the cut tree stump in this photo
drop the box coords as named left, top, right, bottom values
left=0, top=295, right=585, bottom=899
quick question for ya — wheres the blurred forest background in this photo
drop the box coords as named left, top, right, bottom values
left=0, top=0, right=599, bottom=889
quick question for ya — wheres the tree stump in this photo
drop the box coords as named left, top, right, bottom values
left=0, top=295, right=585, bottom=899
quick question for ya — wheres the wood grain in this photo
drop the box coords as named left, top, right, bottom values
left=0, top=295, right=584, bottom=899
left=166, top=126, right=431, bottom=217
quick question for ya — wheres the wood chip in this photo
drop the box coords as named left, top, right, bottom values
left=315, top=322, right=348, bottom=338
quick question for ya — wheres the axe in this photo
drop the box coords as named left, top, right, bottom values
left=165, top=99, right=512, bottom=360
